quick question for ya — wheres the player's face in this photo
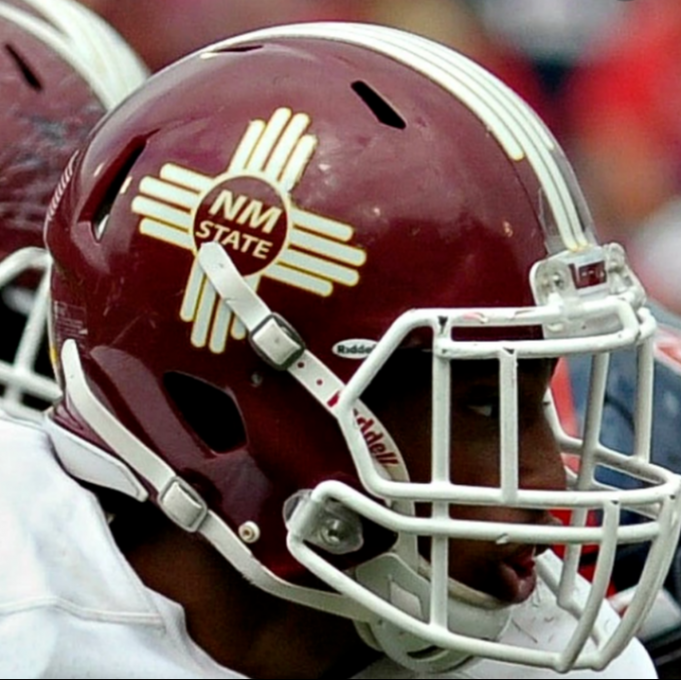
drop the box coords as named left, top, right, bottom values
left=365, top=352, right=565, bottom=604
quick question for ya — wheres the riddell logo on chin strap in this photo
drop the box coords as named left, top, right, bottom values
left=355, top=413, right=400, bottom=467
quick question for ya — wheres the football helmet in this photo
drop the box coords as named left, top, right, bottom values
left=44, top=23, right=681, bottom=673
left=0, top=0, right=148, bottom=420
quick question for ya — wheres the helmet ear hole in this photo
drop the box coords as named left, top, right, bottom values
left=164, top=372, right=246, bottom=453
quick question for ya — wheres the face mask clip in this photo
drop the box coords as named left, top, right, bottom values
left=284, top=489, right=365, bottom=555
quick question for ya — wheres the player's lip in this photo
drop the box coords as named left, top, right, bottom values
left=486, top=515, right=561, bottom=604
left=498, top=544, right=541, bottom=604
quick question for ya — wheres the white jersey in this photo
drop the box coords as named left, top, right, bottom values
left=0, top=415, right=656, bottom=679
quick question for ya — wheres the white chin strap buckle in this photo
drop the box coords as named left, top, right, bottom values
left=250, top=313, right=305, bottom=371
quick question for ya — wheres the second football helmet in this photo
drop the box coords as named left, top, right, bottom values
left=44, top=23, right=681, bottom=673
left=0, top=0, right=148, bottom=420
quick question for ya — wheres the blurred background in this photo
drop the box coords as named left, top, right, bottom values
left=68, top=1, right=681, bottom=676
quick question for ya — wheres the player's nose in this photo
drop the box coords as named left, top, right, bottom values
left=518, top=416, right=566, bottom=493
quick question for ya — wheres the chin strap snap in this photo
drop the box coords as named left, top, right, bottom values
left=250, top=314, right=306, bottom=370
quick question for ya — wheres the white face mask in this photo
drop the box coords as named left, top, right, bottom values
left=0, top=248, right=59, bottom=421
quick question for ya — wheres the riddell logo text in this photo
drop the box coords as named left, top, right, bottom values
left=333, top=340, right=377, bottom=359
left=356, top=414, right=400, bottom=466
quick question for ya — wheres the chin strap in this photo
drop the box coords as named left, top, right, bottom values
left=49, top=242, right=516, bottom=676
left=353, top=553, right=511, bottom=673
left=198, top=242, right=512, bottom=673
left=51, top=243, right=518, bottom=673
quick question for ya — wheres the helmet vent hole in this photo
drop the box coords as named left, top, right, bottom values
left=351, top=81, right=405, bottom=130
left=5, top=44, right=42, bottom=90
left=90, top=140, right=146, bottom=241
left=211, top=45, right=263, bottom=54
left=164, top=372, right=246, bottom=453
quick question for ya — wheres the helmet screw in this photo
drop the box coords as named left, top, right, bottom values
left=551, top=271, right=567, bottom=289
left=320, top=518, right=350, bottom=549
left=238, top=521, right=261, bottom=544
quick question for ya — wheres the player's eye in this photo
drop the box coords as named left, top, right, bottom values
left=464, top=398, right=499, bottom=419
left=467, top=403, right=494, bottom=418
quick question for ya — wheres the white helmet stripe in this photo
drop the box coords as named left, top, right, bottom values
left=0, top=0, right=147, bottom=109
left=366, top=24, right=587, bottom=251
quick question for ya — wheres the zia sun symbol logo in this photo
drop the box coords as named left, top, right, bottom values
left=132, top=107, right=366, bottom=353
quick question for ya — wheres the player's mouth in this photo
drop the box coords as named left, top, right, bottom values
left=496, top=545, right=543, bottom=604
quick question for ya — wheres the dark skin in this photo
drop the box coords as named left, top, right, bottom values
left=107, top=354, right=564, bottom=678
left=365, top=353, right=566, bottom=604
left=108, top=501, right=377, bottom=679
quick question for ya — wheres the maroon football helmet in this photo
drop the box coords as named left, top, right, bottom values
left=44, top=23, right=681, bottom=672
left=0, top=0, right=148, bottom=420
